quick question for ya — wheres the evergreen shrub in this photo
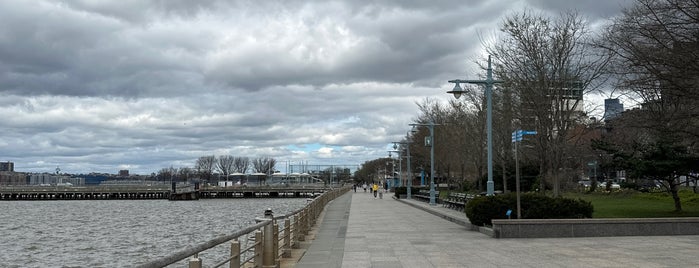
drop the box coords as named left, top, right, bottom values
left=465, top=193, right=593, bottom=226
left=393, top=186, right=421, bottom=198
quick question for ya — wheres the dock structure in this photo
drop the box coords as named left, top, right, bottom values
left=0, top=185, right=328, bottom=200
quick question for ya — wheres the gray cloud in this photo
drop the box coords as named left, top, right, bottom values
left=0, top=0, right=628, bottom=174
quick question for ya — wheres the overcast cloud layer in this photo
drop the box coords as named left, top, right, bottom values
left=1, top=0, right=631, bottom=174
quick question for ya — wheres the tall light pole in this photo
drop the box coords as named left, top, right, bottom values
left=448, top=55, right=503, bottom=196
left=410, top=121, right=437, bottom=206
left=393, top=138, right=412, bottom=199
left=388, top=149, right=402, bottom=187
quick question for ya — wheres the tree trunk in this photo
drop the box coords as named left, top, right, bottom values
left=670, top=183, right=682, bottom=212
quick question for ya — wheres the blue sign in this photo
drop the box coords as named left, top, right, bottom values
left=513, top=129, right=536, bottom=143
left=506, top=209, right=512, bottom=216
left=511, top=130, right=523, bottom=143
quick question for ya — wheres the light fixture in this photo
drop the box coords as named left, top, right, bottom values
left=446, top=81, right=463, bottom=99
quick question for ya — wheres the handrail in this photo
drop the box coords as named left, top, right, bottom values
left=136, top=221, right=268, bottom=268
left=136, top=186, right=350, bottom=268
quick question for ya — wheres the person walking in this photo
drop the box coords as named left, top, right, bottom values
left=372, top=183, right=379, bottom=199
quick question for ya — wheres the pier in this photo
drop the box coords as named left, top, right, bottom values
left=0, top=185, right=328, bottom=200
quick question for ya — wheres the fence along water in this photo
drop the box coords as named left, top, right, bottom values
left=137, top=186, right=349, bottom=268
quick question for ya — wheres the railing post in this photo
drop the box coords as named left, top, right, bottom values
left=303, top=206, right=313, bottom=234
left=283, top=218, right=292, bottom=256
left=273, top=221, right=279, bottom=264
left=188, top=253, right=202, bottom=268
left=254, top=230, right=263, bottom=266
left=230, top=239, right=240, bottom=268
left=296, top=213, right=305, bottom=242
left=262, top=208, right=275, bottom=268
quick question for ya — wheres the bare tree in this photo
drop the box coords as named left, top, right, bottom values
left=216, top=155, right=235, bottom=180
left=595, top=0, right=699, bottom=210
left=195, top=155, right=216, bottom=182
left=252, top=157, right=277, bottom=185
left=597, top=0, right=698, bottom=139
left=232, top=156, right=250, bottom=174
left=413, top=97, right=486, bottom=191
left=178, top=167, right=195, bottom=182
left=157, top=167, right=176, bottom=181
left=486, top=10, right=610, bottom=196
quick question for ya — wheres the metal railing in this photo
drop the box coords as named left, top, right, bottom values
left=137, top=186, right=349, bottom=268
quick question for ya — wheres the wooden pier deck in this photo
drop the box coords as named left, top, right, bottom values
left=0, top=185, right=328, bottom=200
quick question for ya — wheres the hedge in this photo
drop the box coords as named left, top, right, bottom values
left=464, top=193, right=593, bottom=226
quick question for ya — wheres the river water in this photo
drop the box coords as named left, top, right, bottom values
left=0, top=198, right=309, bottom=267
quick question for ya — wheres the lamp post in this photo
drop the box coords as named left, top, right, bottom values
left=393, top=138, right=412, bottom=199
left=410, top=121, right=437, bottom=206
left=448, top=55, right=503, bottom=196
left=388, top=150, right=402, bottom=187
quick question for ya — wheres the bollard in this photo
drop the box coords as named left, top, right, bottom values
left=230, top=239, right=240, bottom=268
left=188, top=253, right=202, bottom=268
left=283, top=218, right=292, bottom=256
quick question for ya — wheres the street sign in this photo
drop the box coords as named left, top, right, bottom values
left=511, top=130, right=523, bottom=142
left=512, top=129, right=536, bottom=143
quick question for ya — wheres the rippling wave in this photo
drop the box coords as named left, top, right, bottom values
left=0, top=199, right=307, bottom=267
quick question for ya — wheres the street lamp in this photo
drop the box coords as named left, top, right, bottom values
left=448, top=55, right=503, bottom=196
left=393, top=139, right=412, bottom=199
left=409, top=121, right=438, bottom=206
left=388, top=149, right=402, bottom=187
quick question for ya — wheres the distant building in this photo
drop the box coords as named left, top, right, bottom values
left=27, top=173, right=83, bottom=186
left=603, top=98, right=624, bottom=121
left=0, top=161, right=14, bottom=172
left=119, top=170, right=130, bottom=177
left=0, top=171, right=26, bottom=185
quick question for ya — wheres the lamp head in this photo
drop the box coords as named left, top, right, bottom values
left=393, top=143, right=398, bottom=150
left=447, top=81, right=463, bottom=99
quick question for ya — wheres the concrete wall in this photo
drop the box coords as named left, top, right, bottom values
left=492, top=218, right=699, bottom=238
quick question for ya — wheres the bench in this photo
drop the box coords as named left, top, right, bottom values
left=414, top=189, right=439, bottom=203
left=442, top=192, right=474, bottom=211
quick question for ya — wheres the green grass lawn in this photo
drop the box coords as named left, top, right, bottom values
left=565, top=190, right=699, bottom=218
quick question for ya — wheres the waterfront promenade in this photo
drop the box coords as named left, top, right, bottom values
left=292, top=191, right=699, bottom=267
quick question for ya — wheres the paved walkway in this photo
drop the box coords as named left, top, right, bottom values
left=295, top=191, right=699, bottom=267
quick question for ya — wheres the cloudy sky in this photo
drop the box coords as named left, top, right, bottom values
left=0, top=0, right=631, bottom=175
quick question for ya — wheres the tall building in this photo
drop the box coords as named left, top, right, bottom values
left=0, top=161, right=14, bottom=172
left=603, top=98, right=624, bottom=121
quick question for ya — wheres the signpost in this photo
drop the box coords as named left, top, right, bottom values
left=512, top=129, right=536, bottom=219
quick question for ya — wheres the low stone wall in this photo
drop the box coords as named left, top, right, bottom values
left=492, top=218, right=699, bottom=238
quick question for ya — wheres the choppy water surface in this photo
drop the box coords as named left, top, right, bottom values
left=0, top=199, right=307, bottom=267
